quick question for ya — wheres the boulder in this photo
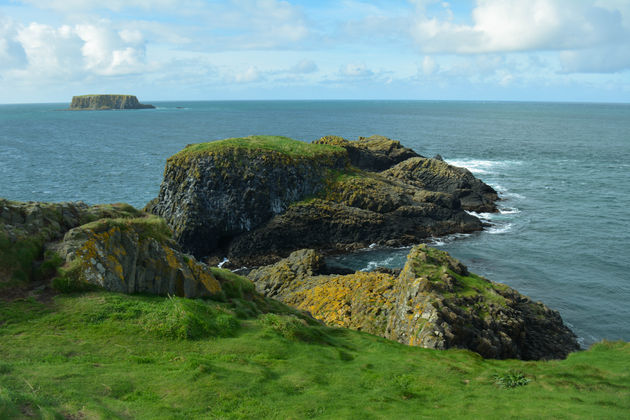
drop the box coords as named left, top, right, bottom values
left=248, top=245, right=580, bottom=360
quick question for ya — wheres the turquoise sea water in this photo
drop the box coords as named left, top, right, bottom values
left=1, top=100, right=629, bottom=346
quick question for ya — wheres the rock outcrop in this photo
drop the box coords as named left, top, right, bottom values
left=148, top=135, right=497, bottom=266
left=0, top=198, right=250, bottom=300
left=248, top=245, right=580, bottom=360
left=69, top=95, right=155, bottom=110
left=383, top=158, right=498, bottom=212
left=313, top=135, right=420, bottom=171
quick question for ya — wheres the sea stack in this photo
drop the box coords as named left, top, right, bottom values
left=69, top=94, right=155, bottom=110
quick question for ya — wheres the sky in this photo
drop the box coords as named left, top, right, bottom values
left=0, top=0, right=629, bottom=103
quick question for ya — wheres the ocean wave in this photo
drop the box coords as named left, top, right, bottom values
left=487, top=223, right=512, bottom=234
left=361, top=256, right=395, bottom=272
left=446, top=159, right=522, bottom=175
left=465, top=210, right=494, bottom=220
left=428, top=233, right=472, bottom=246
left=499, top=207, right=520, bottom=215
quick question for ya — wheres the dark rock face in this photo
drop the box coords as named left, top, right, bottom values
left=69, top=95, right=155, bottom=110
left=147, top=135, right=498, bottom=265
left=248, top=246, right=580, bottom=360
left=148, top=138, right=349, bottom=258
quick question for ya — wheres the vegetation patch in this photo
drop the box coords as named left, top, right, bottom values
left=493, top=370, right=531, bottom=389
left=172, top=135, right=345, bottom=159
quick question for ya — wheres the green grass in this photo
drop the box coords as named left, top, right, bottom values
left=79, top=215, right=173, bottom=243
left=1, top=292, right=629, bottom=419
left=173, top=135, right=344, bottom=158
left=73, top=95, right=135, bottom=98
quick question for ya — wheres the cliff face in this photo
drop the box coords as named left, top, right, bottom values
left=69, top=95, right=155, bottom=110
left=148, top=135, right=497, bottom=265
left=248, top=245, right=580, bottom=360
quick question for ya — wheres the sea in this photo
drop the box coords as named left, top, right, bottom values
left=1, top=100, right=629, bottom=347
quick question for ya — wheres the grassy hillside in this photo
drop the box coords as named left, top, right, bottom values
left=1, top=292, right=629, bottom=419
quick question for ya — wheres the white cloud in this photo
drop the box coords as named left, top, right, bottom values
left=411, top=0, right=630, bottom=56
left=1, top=19, right=148, bottom=84
left=75, top=23, right=146, bottom=75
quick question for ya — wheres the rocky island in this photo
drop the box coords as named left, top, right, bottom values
left=146, top=135, right=498, bottom=266
left=69, top=94, right=155, bottom=110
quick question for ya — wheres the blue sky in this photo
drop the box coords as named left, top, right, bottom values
left=1, top=0, right=629, bottom=103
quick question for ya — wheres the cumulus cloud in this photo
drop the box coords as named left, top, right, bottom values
left=411, top=0, right=630, bottom=56
left=75, top=23, right=146, bottom=75
left=0, top=18, right=148, bottom=84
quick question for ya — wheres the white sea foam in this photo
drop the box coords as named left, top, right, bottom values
left=361, top=256, right=395, bottom=272
left=218, top=257, right=229, bottom=268
left=499, top=207, right=520, bottom=215
left=446, top=159, right=522, bottom=175
left=465, top=210, right=494, bottom=221
left=428, top=233, right=472, bottom=247
left=487, top=223, right=512, bottom=234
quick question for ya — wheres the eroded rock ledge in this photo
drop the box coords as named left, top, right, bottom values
left=248, top=245, right=580, bottom=360
left=146, top=135, right=498, bottom=266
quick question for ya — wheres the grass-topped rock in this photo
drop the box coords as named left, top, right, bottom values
left=248, top=245, right=580, bottom=360
left=147, top=135, right=349, bottom=258
left=69, top=94, right=155, bottom=110
left=147, top=135, right=497, bottom=265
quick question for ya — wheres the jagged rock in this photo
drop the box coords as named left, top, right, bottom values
left=383, top=157, right=499, bottom=212
left=147, top=135, right=496, bottom=265
left=313, top=135, right=420, bottom=171
left=69, top=95, right=155, bottom=110
left=248, top=245, right=579, bottom=360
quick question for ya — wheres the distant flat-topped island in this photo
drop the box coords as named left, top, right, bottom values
left=69, top=94, right=155, bottom=110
